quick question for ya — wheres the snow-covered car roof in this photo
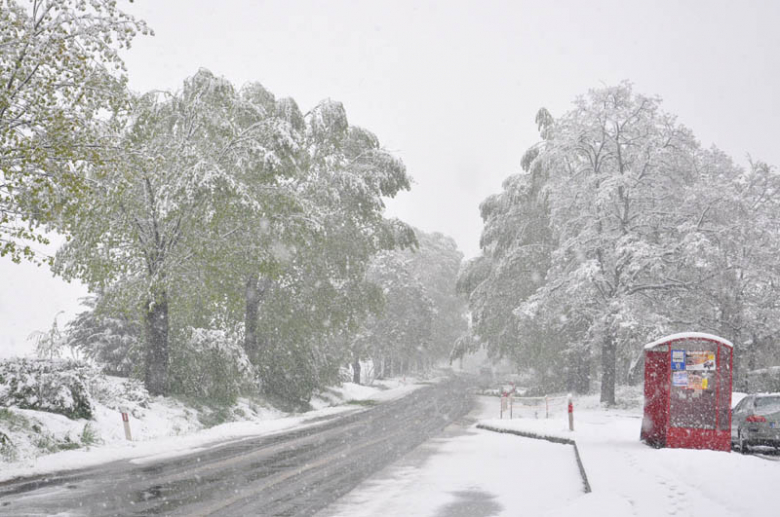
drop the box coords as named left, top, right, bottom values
left=643, top=332, right=734, bottom=351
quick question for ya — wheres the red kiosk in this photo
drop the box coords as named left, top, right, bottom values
left=641, top=332, right=733, bottom=451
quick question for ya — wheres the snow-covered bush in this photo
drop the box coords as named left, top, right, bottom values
left=748, top=366, right=780, bottom=393
left=0, top=428, right=14, bottom=462
left=0, top=409, right=21, bottom=462
left=0, top=359, right=95, bottom=419
left=65, top=296, right=143, bottom=378
left=169, top=327, right=255, bottom=405
left=87, top=375, right=151, bottom=416
left=258, top=335, right=347, bottom=409
left=259, top=341, right=319, bottom=408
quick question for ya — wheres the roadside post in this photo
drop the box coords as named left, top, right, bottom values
left=500, top=384, right=515, bottom=419
left=120, top=407, right=133, bottom=441
left=568, top=394, right=574, bottom=431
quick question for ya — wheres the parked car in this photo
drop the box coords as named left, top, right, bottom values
left=478, top=366, right=494, bottom=389
left=731, top=393, right=780, bottom=452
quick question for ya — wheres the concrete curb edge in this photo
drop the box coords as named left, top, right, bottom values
left=476, top=424, right=592, bottom=494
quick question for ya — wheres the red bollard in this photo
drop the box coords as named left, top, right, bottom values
left=567, top=394, right=574, bottom=431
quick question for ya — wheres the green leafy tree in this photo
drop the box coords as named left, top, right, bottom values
left=55, top=71, right=245, bottom=395
left=254, top=100, right=415, bottom=403
left=0, top=0, right=149, bottom=262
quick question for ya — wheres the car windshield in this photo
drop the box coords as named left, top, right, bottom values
left=754, top=396, right=780, bottom=410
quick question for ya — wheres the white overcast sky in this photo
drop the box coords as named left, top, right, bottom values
left=2, top=0, right=779, bottom=357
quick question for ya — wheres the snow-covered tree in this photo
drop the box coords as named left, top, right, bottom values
left=53, top=68, right=414, bottom=403
left=354, top=250, right=435, bottom=379
left=670, top=155, right=780, bottom=387
left=457, top=110, right=558, bottom=386
left=522, top=83, right=704, bottom=404
left=462, top=85, right=777, bottom=401
left=403, top=230, right=467, bottom=362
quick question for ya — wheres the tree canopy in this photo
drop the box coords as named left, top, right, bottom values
left=0, top=0, right=150, bottom=262
left=462, top=82, right=780, bottom=402
left=55, top=69, right=419, bottom=401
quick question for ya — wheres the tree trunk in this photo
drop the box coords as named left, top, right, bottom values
left=571, top=348, right=591, bottom=394
left=244, top=273, right=270, bottom=363
left=244, top=273, right=260, bottom=359
left=352, top=357, right=361, bottom=385
left=144, top=291, right=169, bottom=396
left=733, top=339, right=749, bottom=391
left=600, top=333, right=616, bottom=405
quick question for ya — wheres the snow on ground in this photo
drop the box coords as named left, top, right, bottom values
left=311, top=375, right=434, bottom=409
left=0, top=375, right=432, bottom=483
left=321, top=396, right=584, bottom=517
left=478, top=388, right=780, bottom=517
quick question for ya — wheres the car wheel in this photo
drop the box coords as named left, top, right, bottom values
left=739, top=430, right=750, bottom=454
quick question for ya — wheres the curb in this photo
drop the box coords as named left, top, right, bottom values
left=476, top=424, right=592, bottom=494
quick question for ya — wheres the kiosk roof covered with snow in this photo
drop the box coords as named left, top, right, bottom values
left=641, top=333, right=733, bottom=451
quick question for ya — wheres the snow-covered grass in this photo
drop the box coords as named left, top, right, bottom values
left=0, top=373, right=434, bottom=483
left=477, top=387, right=780, bottom=517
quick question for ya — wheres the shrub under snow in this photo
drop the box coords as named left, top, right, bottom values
left=169, top=327, right=255, bottom=405
left=0, top=359, right=95, bottom=420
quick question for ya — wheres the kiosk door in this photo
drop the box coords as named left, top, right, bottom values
left=669, top=341, right=719, bottom=430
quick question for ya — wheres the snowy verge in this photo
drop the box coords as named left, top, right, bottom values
left=479, top=388, right=780, bottom=517
left=475, top=421, right=591, bottom=494
left=0, top=374, right=432, bottom=483
left=310, top=375, right=434, bottom=409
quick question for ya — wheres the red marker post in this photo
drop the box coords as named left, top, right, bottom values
left=120, top=407, right=133, bottom=441
left=567, top=394, right=574, bottom=431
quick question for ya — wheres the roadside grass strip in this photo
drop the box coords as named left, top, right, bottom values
left=476, top=423, right=591, bottom=494
left=345, top=399, right=379, bottom=407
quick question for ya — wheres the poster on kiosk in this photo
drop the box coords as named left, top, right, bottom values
left=641, top=332, right=733, bottom=451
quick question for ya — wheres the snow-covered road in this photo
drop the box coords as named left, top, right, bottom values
left=320, top=396, right=584, bottom=517
left=0, top=375, right=474, bottom=516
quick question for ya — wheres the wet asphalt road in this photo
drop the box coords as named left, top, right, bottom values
left=0, top=374, right=475, bottom=516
